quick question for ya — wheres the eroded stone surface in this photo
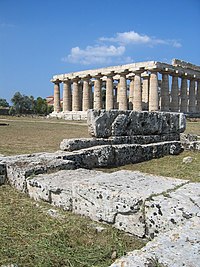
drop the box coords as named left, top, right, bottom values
left=1, top=152, right=76, bottom=192
left=72, top=171, right=187, bottom=237
left=60, top=134, right=180, bottom=151
left=87, top=110, right=186, bottom=138
left=110, top=217, right=200, bottom=267
left=27, top=169, right=188, bottom=238
left=28, top=169, right=102, bottom=210
left=0, top=140, right=182, bottom=191
left=0, top=163, right=6, bottom=185
left=145, top=182, right=200, bottom=239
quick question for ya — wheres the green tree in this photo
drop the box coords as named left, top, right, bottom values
left=11, top=92, right=36, bottom=114
left=35, top=97, right=48, bottom=115
left=11, top=92, right=24, bottom=114
left=0, top=98, right=9, bottom=107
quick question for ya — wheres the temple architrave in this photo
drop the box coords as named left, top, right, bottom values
left=50, top=59, right=200, bottom=119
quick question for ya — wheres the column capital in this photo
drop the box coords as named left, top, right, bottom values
left=94, top=73, right=103, bottom=79
left=119, top=70, right=129, bottom=76
left=82, top=75, right=91, bottom=81
left=72, top=76, right=80, bottom=82
left=52, top=79, right=62, bottom=84
left=63, top=78, right=71, bottom=82
left=105, top=71, right=115, bottom=78
left=187, top=74, right=196, bottom=80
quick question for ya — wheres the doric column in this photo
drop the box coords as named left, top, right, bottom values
left=180, top=75, right=188, bottom=113
left=188, top=77, right=196, bottom=113
left=160, top=72, right=170, bottom=111
left=89, top=82, right=93, bottom=109
left=79, top=82, right=83, bottom=111
left=129, top=77, right=134, bottom=110
left=118, top=73, right=128, bottom=110
left=142, top=73, right=149, bottom=110
left=63, top=79, right=71, bottom=111
left=94, top=76, right=102, bottom=110
left=53, top=81, right=61, bottom=112
left=197, top=80, right=200, bottom=112
left=149, top=71, right=159, bottom=111
left=116, top=80, right=120, bottom=109
left=170, top=73, right=179, bottom=112
left=72, top=78, right=80, bottom=111
left=82, top=76, right=91, bottom=111
left=113, top=84, right=118, bottom=109
left=106, top=74, right=114, bottom=110
left=133, top=71, right=142, bottom=111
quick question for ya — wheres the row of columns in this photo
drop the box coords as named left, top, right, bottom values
left=53, top=71, right=200, bottom=113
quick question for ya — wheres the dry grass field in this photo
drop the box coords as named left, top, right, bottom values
left=0, top=115, right=199, bottom=266
left=0, top=116, right=89, bottom=155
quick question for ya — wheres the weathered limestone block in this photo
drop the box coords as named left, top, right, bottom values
left=2, top=152, right=76, bottom=192
left=60, top=133, right=180, bottom=151
left=87, top=110, right=186, bottom=138
left=0, top=163, right=6, bottom=185
left=72, top=170, right=186, bottom=237
left=180, top=133, right=200, bottom=151
left=27, top=169, right=102, bottom=210
left=64, top=145, right=116, bottom=168
left=64, top=141, right=182, bottom=168
left=110, top=216, right=200, bottom=267
left=145, top=182, right=200, bottom=239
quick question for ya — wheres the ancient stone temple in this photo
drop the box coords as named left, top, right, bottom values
left=50, top=59, right=200, bottom=119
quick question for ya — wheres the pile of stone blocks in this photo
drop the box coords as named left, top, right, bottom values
left=60, top=110, right=185, bottom=168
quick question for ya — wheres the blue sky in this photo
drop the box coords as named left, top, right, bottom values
left=0, top=0, right=200, bottom=103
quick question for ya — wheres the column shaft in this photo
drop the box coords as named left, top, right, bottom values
left=133, top=73, right=142, bottom=111
left=142, top=76, right=149, bottom=110
left=89, top=82, right=93, bottom=109
left=180, top=77, right=188, bottom=112
left=72, top=79, right=80, bottom=111
left=149, top=72, right=159, bottom=111
left=129, top=78, right=134, bottom=110
left=119, top=74, right=127, bottom=110
left=106, top=76, right=114, bottom=110
left=189, top=79, right=196, bottom=113
left=79, top=83, right=83, bottom=111
left=94, top=77, right=102, bottom=109
left=170, top=76, right=179, bottom=112
left=63, top=80, right=71, bottom=111
left=160, top=73, right=170, bottom=111
left=53, top=82, right=61, bottom=112
left=82, top=78, right=90, bottom=111
left=197, top=80, right=200, bottom=112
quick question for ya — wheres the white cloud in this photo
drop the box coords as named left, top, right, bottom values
left=99, top=30, right=182, bottom=48
left=63, top=45, right=127, bottom=65
left=63, top=30, right=181, bottom=66
left=100, top=31, right=151, bottom=44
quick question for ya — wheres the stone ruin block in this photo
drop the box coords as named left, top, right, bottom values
left=0, top=163, right=6, bottom=185
left=87, top=109, right=186, bottom=138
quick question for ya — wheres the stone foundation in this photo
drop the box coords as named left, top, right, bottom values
left=49, top=111, right=87, bottom=120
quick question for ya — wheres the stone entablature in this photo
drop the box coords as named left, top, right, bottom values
left=50, top=59, right=200, bottom=116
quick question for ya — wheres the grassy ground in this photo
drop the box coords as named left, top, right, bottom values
left=0, top=115, right=199, bottom=266
left=0, top=185, right=145, bottom=267
left=0, top=116, right=89, bottom=155
left=100, top=151, right=200, bottom=182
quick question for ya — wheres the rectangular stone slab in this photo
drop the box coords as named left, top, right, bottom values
left=87, top=110, right=186, bottom=138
